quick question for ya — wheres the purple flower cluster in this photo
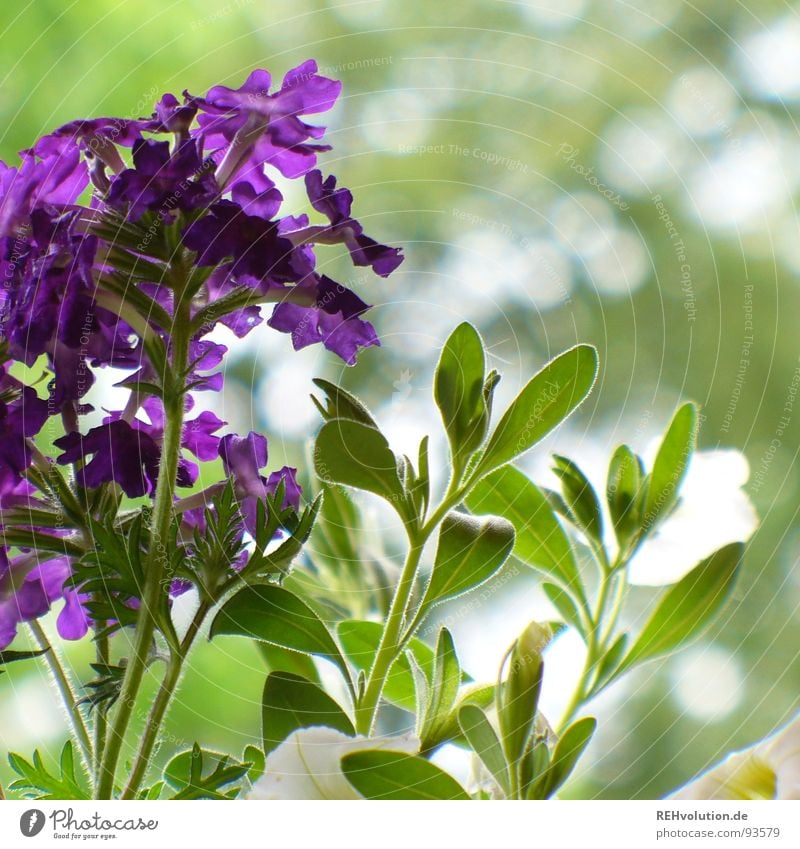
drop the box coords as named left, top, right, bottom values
left=0, top=62, right=403, bottom=649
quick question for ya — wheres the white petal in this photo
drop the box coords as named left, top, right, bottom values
left=247, top=727, right=419, bottom=800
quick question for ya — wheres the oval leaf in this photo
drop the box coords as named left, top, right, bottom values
left=467, top=465, right=583, bottom=598
left=607, top=444, right=643, bottom=545
left=619, top=542, right=743, bottom=674
left=314, top=418, right=405, bottom=509
left=342, top=750, right=470, bottom=800
left=423, top=511, right=515, bottom=609
left=210, top=584, right=350, bottom=684
left=473, top=344, right=598, bottom=479
left=262, top=671, right=354, bottom=754
left=642, top=403, right=697, bottom=531
left=420, top=628, right=462, bottom=746
left=552, top=455, right=603, bottom=545
left=458, top=704, right=510, bottom=795
left=434, top=322, right=488, bottom=468
left=536, top=716, right=596, bottom=799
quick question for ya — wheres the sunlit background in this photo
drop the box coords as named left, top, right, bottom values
left=1, top=0, right=799, bottom=799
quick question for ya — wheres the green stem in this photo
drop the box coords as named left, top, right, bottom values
left=355, top=539, right=425, bottom=735
left=27, top=621, right=92, bottom=772
left=355, top=483, right=466, bottom=736
left=95, top=307, right=190, bottom=800
left=121, top=602, right=209, bottom=799
left=556, top=567, right=614, bottom=735
left=92, top=631, right=110, bottom=779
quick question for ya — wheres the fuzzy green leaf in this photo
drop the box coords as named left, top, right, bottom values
left=473, top=345, right=598, bottom=479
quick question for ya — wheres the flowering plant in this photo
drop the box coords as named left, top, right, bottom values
left=0, top=63, right=759, bottom=801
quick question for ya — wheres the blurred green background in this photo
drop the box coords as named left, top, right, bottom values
left=1, top=0, right=799, bottom=799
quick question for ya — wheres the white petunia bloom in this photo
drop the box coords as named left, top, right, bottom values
left=627, top=449, right=758, bottom=586
left=671, top=712, right=800, bottom=800
left=247, top=728, right=419, bottom=800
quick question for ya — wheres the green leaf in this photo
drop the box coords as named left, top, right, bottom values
left=552, top=455, right=604, bottom=545
left=255, top=641, right=321, bottom=685
left=642, top=403, right=697, bottom=531
left=77, top=661, right=127, bottom=713
left=210, top=584, right=351, bottom=686
left=69, top=512, right=153, bottom=638
left=314, top=419, right=406, bottom=514
left=467, top=466, right=583, bottom=598
left=243, top=745, right=265, bottom=784
left=312, top=483, right=362, bottom=578
left=473, top=344, right=598, bottom=479
left=342, top=750, right=470, bottom=800
left=311, top=378, right=379, bottom=428
left=421, top=683, right=496, bottom=752
left=241, top=492, right=320, bottom=581
left=420, top=628, right=462, bottom=748
left=422, top=511, right=515, bottom=609
left=498, top=624, right=546, bottom=770
left=164, top=744, right=250, bottom=800
left=0, top=649, right=47, bottom=676
left=262, top=671, right=354, bottom=754
left=590, top=634, right=628, bottom=694
left=337, top=620, right=434, bottom=712
left=458, top=704, right=510, bottom=795
left=619, top=543, right=743, bottom=674
left=542, top=583, right=585, bottom=636
left=8, top=742, right=89, bottom=800
left=607, top=444, right=644, bottom=546
left=434, top=322, right=489, bottom=471
left=534, top=716, right=596, bottom=799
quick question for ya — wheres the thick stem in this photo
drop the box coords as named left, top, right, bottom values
left=95, top=313, right=190, bottom=800
left=27, top=621, right=92, bottom=772
left=355, top=540, right=425, bottom=735
left=121, top=603, right=209, bottom=799
left=354, top=485, right=466, bottom=736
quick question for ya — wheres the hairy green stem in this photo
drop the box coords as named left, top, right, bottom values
left=28, top=621, right=92, bottom=772
left=355, top=540, right=425, bottom=735
left=121, top=602, right=209, bottom=799
left=355, top=484, right=466, bottom=735
left=92, top=631, right=110, bottom=779
left=95, top=305, right=190, bottom=799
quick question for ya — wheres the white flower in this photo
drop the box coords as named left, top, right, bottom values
left=247, top=728, right=419, bottom=800
left=627, top=449, right=758, bottom=586
left=671, top=712, right=800, bottom=800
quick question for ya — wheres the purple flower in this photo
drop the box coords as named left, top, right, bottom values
left=182, top=410, right=226, bottom=461
left=302, top=170, right=404, bottom=277
left=218, top=432, right=301, bottom=534
left=32, top=116, right=157, bottom=173
left=0, top=551, right=88, bottom=650
left=183, top=199, right=309, bottom=285
left=0, top=63, right=405, bottom=650
left=151, top=93, right=199, bottom=139
left=195, top=61, right=341, bottom=182
left=106, top=138, right=218, bottom=221
left=0, top=150, right=88, bottom=238
left=268, top=274, right=380, bottom=365
left=0, top=368, right=49, bottom=492
left=54, top=419, right=162, bottom=498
